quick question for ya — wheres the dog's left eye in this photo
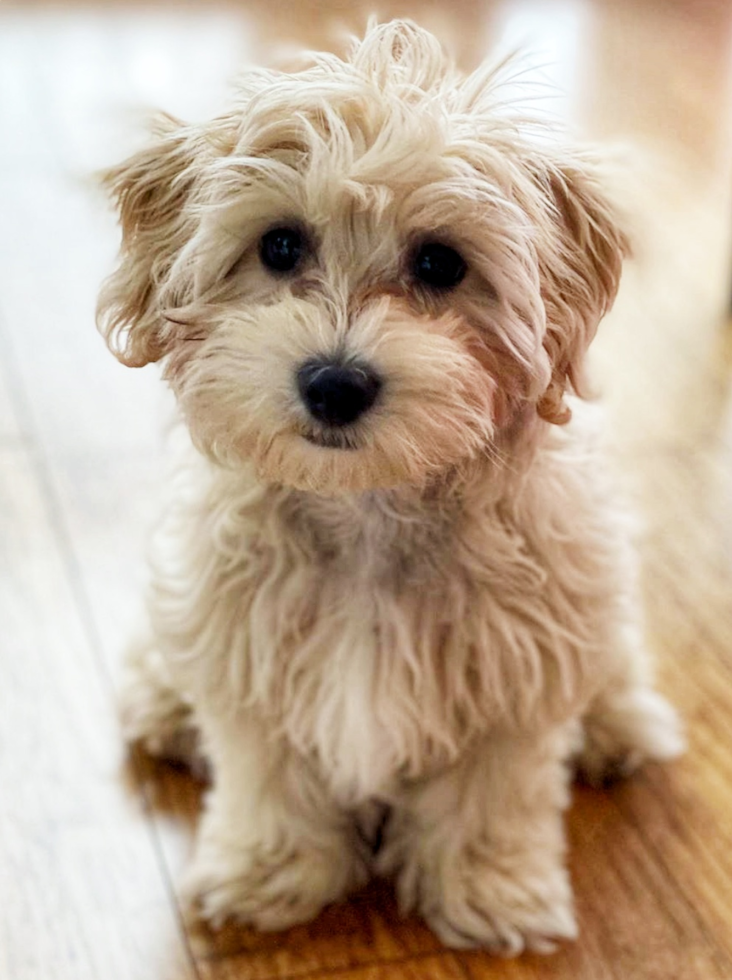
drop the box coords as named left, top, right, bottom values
left=412, top=242, right=467, bottom=290
left=259, top=227, right=305, bottom=273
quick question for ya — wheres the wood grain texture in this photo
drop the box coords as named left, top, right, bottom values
left=1, top=1, right=732, bottom=978
left=0, top=446, right=197, bottom=980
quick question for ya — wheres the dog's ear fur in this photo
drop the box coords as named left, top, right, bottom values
left=531, top=155, right=629, bottom=424
left=96, top=114, right=201, bottom=367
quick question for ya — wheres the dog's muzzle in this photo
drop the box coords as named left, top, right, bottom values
left=297, top=358, right=382, bottom=427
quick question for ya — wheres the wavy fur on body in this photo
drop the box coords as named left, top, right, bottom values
left=100, top=22, right=683, bottom=953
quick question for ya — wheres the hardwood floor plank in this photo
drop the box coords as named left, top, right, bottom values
left=0, top=173, right=165, bottom=460
left=186, top=881, right=443, bottom=980
left=0, top=331, right=25, bottom=445
left=0, top=449, right=198, bottom=980
left=457, top=776, right=732, bottom=980
left=606, top=442, right=732, bottom=965
left=564, top=785, right=730, bottom=980
left=332, top=957, right=467, bottom=980
left=210, top=952, right=470, bottom=980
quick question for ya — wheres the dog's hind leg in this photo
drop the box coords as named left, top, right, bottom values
left=578, top=679, right=684, bottom=786
left=577, top=625, right=685, bottom=786
left=118, top=632, right=206, bottom=777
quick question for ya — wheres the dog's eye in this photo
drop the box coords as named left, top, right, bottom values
left=259, top=227, right=304, bottom=273
left=412, top=242, right=467, bottom=290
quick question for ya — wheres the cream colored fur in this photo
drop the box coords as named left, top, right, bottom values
left=99, top=21, right=684, bottom=953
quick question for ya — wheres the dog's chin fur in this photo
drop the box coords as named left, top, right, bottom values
left=100, top=20, right=684, bottom=954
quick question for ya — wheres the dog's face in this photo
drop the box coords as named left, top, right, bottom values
left=98, top=21, right=627, bottom=494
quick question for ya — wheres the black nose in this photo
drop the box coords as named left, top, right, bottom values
left=297, top=359, right=382, bottom=427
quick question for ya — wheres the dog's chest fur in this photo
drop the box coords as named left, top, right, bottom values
left=156, top=436, right=618, bottom=804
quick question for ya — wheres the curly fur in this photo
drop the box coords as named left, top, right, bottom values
left=99, top=21, right=684, bottom=953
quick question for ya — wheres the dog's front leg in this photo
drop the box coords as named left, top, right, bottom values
left=183, top=708, right=369, bottom=930
left=378, top=727, right=577, bottom=953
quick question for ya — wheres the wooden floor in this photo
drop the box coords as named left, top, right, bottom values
left=2, top=1, right=732, bottom=978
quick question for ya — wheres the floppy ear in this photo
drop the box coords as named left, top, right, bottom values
left=531, top=155, right=629, bottom=424
left=96, top=114, right=200, bottom=367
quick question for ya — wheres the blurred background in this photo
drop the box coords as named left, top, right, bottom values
left=1, top=2, right=732, bottom=980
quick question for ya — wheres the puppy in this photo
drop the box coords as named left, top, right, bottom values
left=98, top=21, right=684, bottom=953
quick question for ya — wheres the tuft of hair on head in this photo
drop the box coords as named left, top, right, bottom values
left=348, top=18, right=452, bottom=92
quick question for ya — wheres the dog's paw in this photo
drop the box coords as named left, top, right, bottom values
left=404, top=848, right=576, bottom=953
left=183, top=833, right=368, bottom=931
left=579, top=687, right=685, bottom=786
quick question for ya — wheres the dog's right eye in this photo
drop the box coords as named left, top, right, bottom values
left=412, top=242, right=467, bottom=291
left=259, top=227, right=305, bottom=274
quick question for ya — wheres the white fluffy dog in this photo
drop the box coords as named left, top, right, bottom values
left=98, top=21, right=684, bottom=954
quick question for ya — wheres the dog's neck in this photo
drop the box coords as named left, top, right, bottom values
left=263, top=413, right=548, bottom=586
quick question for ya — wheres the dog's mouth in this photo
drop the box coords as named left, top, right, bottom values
left=302, top=427, right=361, bottom=451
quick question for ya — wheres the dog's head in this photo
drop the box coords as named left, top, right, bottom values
left=98, top=21, right=627, bottom=494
